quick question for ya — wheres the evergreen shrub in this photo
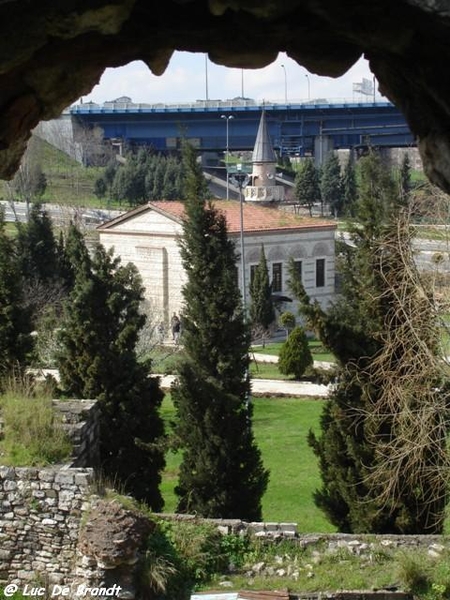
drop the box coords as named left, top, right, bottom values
left=278, top=326, right=313, bottom=379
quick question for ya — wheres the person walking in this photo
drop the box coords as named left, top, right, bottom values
left=171, top=313, right=181, bottom=343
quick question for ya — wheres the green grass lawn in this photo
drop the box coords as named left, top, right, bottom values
left=249, top=361, right=290, bottom=379
left=152, top=342, right=335, bottom=380
left=160, top=394, right=334, bottom=532
left=251, top=341, right=285, bottom=355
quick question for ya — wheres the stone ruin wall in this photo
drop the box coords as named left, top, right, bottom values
left=0, top=466, right=93, bottom=587
left=53, top=400, right=100, bottom=469
left=0, top=400, right=102, bottom=590
left=0, top=399, right=154, bottom=597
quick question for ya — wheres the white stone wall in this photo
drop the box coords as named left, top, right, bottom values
left=240, top=227, right=335, bottom=315
left=99, top=213, right=336, bottom=326
left=99, top=229, right=186, bottom=325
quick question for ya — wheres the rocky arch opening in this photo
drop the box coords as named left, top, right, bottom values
left=0, top=1, right=449, bottom=193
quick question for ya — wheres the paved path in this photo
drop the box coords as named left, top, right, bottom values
left=158, top=374, right=330, bottom=398
left=33, top=361, right=333, bottom=399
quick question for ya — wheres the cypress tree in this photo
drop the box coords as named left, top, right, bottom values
left=278, top=326, right=313, bottom=379
left=15, top=208, right=73, bottom=366
left=294, top=158, right=321, bottom=216
left=320, top=152, right=344, bottom=216
left=57, top=237, right=165, bottom=508
left=172, top=143, right=269, bottom=520
left=290, top=150, right=449, bottom=533
left=16, top=203, right=59, bottom=284
left=250, top=245, right=275, bottom=330
left=0, top=209, right=32, bottom=373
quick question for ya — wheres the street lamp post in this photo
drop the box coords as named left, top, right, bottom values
left=220, top=114, right=234, bottom=200
left=305, top=74, right=310, bottom=101
left=205, top=54, right=209, bottom=101
left=230, top=164, right=250, bottom=313
left=229, top=164, right=251, bottom=410
left=281, top=64, right=287, bottom=103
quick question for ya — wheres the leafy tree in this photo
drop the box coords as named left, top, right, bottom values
left=57, top=236, right=165, bottom=508
left=0, top=209, right=32, bottom=373
left=93, top=176, right=107, bottom=199
left=94, top=159, right=119, bottom=205
left=321, top=152, right=343, bottom=216
left=250, top=245, right=275, bottom=330
left=172, top=143, right=269, bottom=520
left=278, top=326, right=313, bottom=379
left=290, top=150, right=449, bottom=534
left=294, top=158, right=321, bottom=216
left=9, top=136, right=47, bottom=212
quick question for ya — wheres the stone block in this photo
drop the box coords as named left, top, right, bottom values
left=59, top=490, right=75, bottom=502
left=3, top=480, right=17, bottom=492
left=15, top=468, right=38, bottom=480
left=248, top=522, right=265, bottom=533
left=74, top=471, right=92, bottom=486
left=0, top=467, right=15, bottom=479
left=280, top=523, right=297, bottom=535
left=55, top=472, right=75, bottom=485
left=38, top=470, right=56, bottom=483
left=32, top=490, right=46, bottom=498
left=17, top=570, right=34, bottom=580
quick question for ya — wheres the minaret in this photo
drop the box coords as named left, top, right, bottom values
left=244, top=110, right=284, bottom=204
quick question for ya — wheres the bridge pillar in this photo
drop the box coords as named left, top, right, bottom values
left=314, top=135, right=334, bottom=166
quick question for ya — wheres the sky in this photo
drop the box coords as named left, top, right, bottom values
left=78, top=51, right=384, bottom=106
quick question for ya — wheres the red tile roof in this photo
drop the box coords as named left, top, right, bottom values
left=149, top=201, right=336, bottom=234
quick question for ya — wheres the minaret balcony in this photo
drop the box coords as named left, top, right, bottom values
left=244, top=185, right=285, bottom=203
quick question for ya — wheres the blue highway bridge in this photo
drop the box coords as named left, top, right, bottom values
left=70, top=97, right=414, bottom=158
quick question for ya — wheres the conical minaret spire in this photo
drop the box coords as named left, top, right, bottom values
left=252, top=109, right=277, bottom=164
left=245, top=110, right=284, bottom=204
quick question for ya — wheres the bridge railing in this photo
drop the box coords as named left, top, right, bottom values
left=69, top=96, right=392, bottom=113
